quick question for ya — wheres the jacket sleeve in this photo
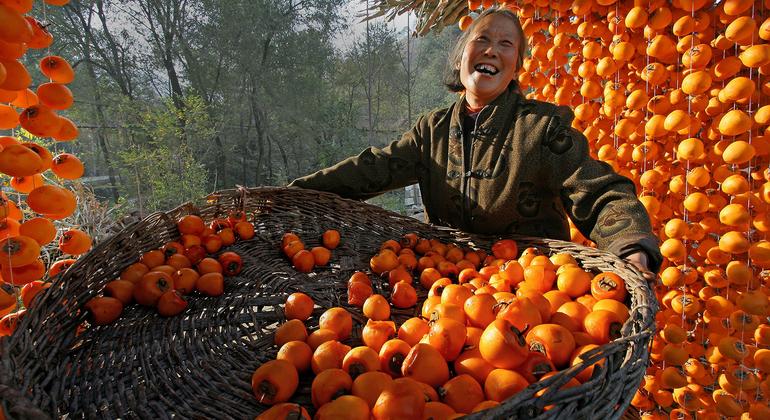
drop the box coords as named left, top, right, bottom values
left=288, top=115, right=426, bottom=201
left=547, top=106, right=663, bottom=274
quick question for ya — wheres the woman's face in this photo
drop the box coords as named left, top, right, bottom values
left=459, top=14, right=521, bottom=107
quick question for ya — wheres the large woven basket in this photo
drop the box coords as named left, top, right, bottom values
left=0, top=187, right=657, bottom=419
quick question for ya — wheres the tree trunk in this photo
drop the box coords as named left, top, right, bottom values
left=365, top=0, right=373, bottom=145
left=137, top=0, right=187, bottom=128
left=247, top=75, right=266, bottom=187
left=267, top=133, right=274, bottom=185
left=215, top=136, right=226, bottom=189
left=81, top=27, right=120, bottom=202
left=274, top=137, right=289, bottom=182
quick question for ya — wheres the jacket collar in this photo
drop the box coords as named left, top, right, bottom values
left=450, top=85, right=525, bottom=139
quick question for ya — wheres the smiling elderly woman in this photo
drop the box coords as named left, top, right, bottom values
left=289, top=7, right=663, bottom=277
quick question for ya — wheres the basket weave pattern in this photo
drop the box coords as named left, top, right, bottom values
left=0, top=187, right=657, bottom=419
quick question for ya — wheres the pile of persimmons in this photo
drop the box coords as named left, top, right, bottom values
left=0, top=0, right=87, bottom=334
left=484, top=0, right=770, bottom=418
left=280, top=229, right=340, bottom=272
left=254, top=234, right=631, bottom=419
left=84, top=213, right=251, bottom=325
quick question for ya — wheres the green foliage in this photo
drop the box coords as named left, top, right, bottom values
left=116, top=96, right=211, bottom=212
left=41, top=0, right=455, bottom=218
left=117, top=143, right=208, bottom=212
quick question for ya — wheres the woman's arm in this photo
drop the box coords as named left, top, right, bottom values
left=546, top=107, right=663, bottom=274
left=289, top=115, right=426, bottom=201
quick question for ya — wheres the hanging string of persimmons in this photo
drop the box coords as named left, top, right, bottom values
left=0, top=0, right=87, bottom=330
left=458, top=0, right=769, bottom=418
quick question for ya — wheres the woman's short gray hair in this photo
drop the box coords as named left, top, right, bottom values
left=443, top=7, right=528, bottom=93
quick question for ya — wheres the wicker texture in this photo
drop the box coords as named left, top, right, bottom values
left=0, top=187, right=657, bottom=419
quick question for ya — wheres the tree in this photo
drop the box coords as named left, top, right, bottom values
left=34, top=0, right=456, bottom=217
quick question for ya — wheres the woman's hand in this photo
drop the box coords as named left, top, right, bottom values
left=624, top=251, right=657, bottom=284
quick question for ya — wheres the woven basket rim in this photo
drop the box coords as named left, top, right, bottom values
left=0, top=186, right=657, bottom=419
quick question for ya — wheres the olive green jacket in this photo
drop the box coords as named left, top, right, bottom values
left=290, top=87, right=663, bottom=273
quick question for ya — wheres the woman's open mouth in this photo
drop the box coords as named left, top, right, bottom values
left=474, top=63, right=499, bottom=75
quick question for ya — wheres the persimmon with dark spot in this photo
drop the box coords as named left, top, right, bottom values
left=479, top=319, right=530, bottom=369
left=0, top=235, right=39, bottom=267
left=342, top=346, right=381, bottom=378
left=18, top=105, right=61, bottom=137
left=218, top=251, right=243, bottom=276
left=134, top=272, right=173, bottom=306
left=378, top=338, right=411, bottom=377
left=525, top=324, right=576, bottom=369
left=58, top=229, right=91, bottom=255
left=0, top=144, right=43, bottom=176
left=209, top=218, right=229, bottom=232
left=252, top=360, right=298, bottom=405
left=583, top=310, right=623, bottom=345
